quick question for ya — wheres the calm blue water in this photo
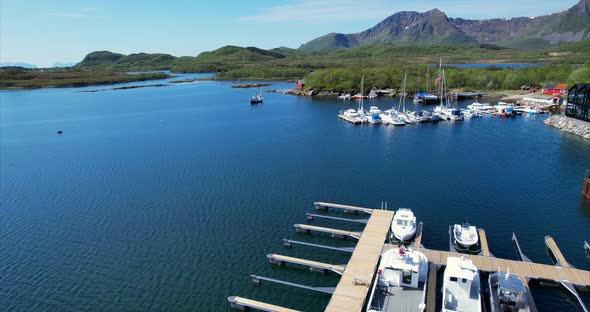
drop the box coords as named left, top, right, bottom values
left=1, top=76, right=589, bottom=311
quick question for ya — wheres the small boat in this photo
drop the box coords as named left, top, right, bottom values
left=453, top=220, right=479, bottom=248
left=413, top=92, right=438, bottom=104
left=442, top=256, right=482, bottom=312
left=250, top=90, right=264, bottom=104
left=367, top=106, right=383, bottom=124
left=337, top=94, right=351, bottom=100
left=412, top=111, right=431, bottom=123
left=494, top=102, right=515, bottom=117
left=391, top=208, right=417, bottom=242
left=488, top=271, right=531, bottom=312
left=513, top=105, right=540, bottom=115
left=381, top=110, right=406, bottom=126
left=447, top=108, right=464, bottom=121
left=429, top=112, right=443, bottom=122
left=366, top=246, right=429, bottom=312
left=57, top=130, right=63, bottom=134
left=368, top=89, right=379, bottom=99
left=468, top=102, right=494, bottom=111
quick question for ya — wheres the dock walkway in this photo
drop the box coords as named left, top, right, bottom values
left=228, top=296, right=300, bottom=312
left=419, top=248, right=590, bottom=287
left=325, top=210, right=394, bottom=312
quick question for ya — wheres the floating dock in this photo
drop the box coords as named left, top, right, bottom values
left=228, top=296, right=300, bottom=312
left=478, top=228, right=491, bottom=257
left=294, top=224, right=362, bottom=239
left=338, top=114, right=362, bottom=125
left=267, top=254, right=345, bottom=274
left=230, top=202, right=590, bottom=312
left=314, top=202, right=374, bottom=214
left=419, top=249, right=590, bottom=287
left=325, top=209, right=394, bottom=312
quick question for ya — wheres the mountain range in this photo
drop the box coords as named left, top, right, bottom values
left=300, top=0, right=590, bottom=50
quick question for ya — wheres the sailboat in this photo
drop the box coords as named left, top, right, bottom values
left=356, top=75, right=368, bottom=123
left=433, top=60, right=462, bottom=121
left=250, top=89, right=263, bottom=104
left=397, top=72, right=416, bottom=124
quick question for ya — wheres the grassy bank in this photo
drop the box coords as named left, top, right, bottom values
left=303, top=63, right=590, bottom=94
left=0, top=68, right=171, bottom=89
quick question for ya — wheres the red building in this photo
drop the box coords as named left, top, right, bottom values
left=296, top=80, right=305, bottom=90
left=542, top=83, right=567, bottom=96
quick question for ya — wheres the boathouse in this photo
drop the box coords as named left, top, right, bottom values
left=297, top=80, right=305, bottom=90
left=542, top=83, right=567, bottom=96
left=566, top=83, right=590, bottom=122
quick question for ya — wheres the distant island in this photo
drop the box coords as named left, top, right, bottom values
left=1, top=0, right=589, bottom=91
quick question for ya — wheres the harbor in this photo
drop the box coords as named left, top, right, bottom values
left=229, top=202, right=590, bottom=312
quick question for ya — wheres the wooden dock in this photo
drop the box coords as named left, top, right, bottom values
left=418, top=248, right=590, bottom=287
left=425, top=262, right=438, bottom=312
left=228, top=296, right=300, bottom=312
left=338, top=114, right=362, bottom=125
left=314, top=202, right=374, bottom=214
left=412, top=222, right=423, bottom=248
left=294, top=224, right=362, bottom=239
left=325, top=210, right=394, bottom=312
left=478, top=228, right=491, bottom=257
left=267, top=254, right=345, bottom=274
left=544, top=236, right=570, bottom=268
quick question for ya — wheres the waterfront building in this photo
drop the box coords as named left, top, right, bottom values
left=566, top=83, right=590, bottom=122
left=542, top=83, right=567, bottom=96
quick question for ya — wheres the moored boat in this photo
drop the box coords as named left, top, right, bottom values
left=488, top=271, right=531, bottom=312
left=250, top=94, right=263, bottom=104
left=366, top=246, right=429, bottom=312
left=391, top=208, right=417, bottom=242
left=367, top=106, right=383, bottom=124
left=442, top=256, right=482, bottom=312
left=453, top=220, right=479, bottom=248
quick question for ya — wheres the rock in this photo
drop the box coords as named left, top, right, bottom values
left=544, top=115, right=590, bottom=140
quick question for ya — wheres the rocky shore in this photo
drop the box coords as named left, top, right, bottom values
left=544, top=115, right=590, bottom=140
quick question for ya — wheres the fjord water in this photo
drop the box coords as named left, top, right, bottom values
left=1, top=76, right=589, bottom=311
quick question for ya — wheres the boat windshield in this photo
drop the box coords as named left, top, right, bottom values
left=397, top=220, right=411, bottom=226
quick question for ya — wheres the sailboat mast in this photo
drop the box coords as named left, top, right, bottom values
left=402, top=72, right=407, bottom=112
left=360, top=75, right=364, bottom=111
left=426, top=66, right=430, bottom=92
left=439, top=58, right=443, bottom=107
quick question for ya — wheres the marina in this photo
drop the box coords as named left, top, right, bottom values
left=229, top=202, right=590, bottom=312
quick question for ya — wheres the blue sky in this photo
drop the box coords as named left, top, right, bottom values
left=0, top=0, right=579, bottom=67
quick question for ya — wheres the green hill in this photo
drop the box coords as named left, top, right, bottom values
left=76, top=51, right=177, bottom=70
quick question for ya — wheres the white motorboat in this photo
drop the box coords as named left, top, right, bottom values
left=391, top=208, right=417, bottom=242
left=381, top=110, right=407, bottom=126
left=468, top=102, right=494, bottom=111
left=369, top=106, right=382, bottom=114
left=367, top=106, right=383, bottom=124
left=494, top=102, right=515, bottom=116
left=366, top=246, right=429, bottom=312
left=429, top=112, right=443, bottom=122
left=446, top=108, right=464, bottom=121
left=337, top=94, right=351, bottom=100
left=488, top=271, right=531, bottom=312
left=442, top=256, right=482, bottom=312
left=513, top=105, right=540, bottom=115
left=453, top=221, right=479, bottom=248
left=368, top=89, right=379, bottom=99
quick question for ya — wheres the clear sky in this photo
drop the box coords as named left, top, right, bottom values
left=0, top=0, right=579, bottom=67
